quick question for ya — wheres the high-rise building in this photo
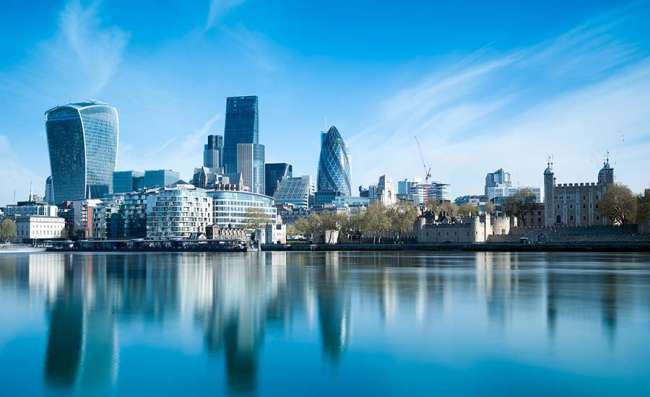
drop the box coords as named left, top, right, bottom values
left=144, top=169, right=181, bottom=189
left=237, top=144, right=265, bottom=194
left=376, top=175, right=396, bottom=206
left=203, top=134, right=224, bottom=171
left=223, top=96, right=259, bottom=175
left=273, top=176, right=312, bottom=208
left=316, top=126, right=351, bottom=203
left=45, top=101, right=119, bottom=203
left=44, top=176, right=54, bottom=204
left=113, top=171, right=145, bottom=193
left=265, top=163, right=292, bottom=197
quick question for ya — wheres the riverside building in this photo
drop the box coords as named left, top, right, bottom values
left=146, top=185, right=213, bottom=239
left=544, top=159, right=614, bottom=227
left=15, top=216, right=66, bottom=242
left=207, top=190, right=276, bottom=228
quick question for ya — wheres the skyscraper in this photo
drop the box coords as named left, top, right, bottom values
left=113, top=171, right=144, bottom=193
left=45, top=101, right=119, bottom=203
left=143, top=169, right=181, bottom=189
left=223, top=96, right=259, bottom=175
left=237, top=143, right=265, bottom=194
left=265, top=163, right=292, bottom=197
left=203, top=134, right=224, bottom=171
left=316, top=126, right=351, bottom=203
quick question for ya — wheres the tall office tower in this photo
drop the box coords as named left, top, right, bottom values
left=144, top=169, right=181, bottom=189
left=203, top=134, right=224, bottom=171
left=274, top=175, right=312, bottom=208
left=316, top=126, right=351, bottom=204
left=113, top=171, right=145, bottom=193
left=484, top=168, right=512, bottom=199
left=45, top=101, right=119, bottom=203
left=237, top=143, right=265, bottom=194
left=223, top=96, right=259, bottom=175
left=44, top=176, right=54, bottom=204
left=265, top=163, right=293, bottom=197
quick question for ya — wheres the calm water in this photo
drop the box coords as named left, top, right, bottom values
left=0, top=251, right=649, bottom=396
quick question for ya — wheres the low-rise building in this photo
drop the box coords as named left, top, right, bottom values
left=4, top=200, right=58, bottom=219
left=92, top=196, right=125, bottom=239
left=15, top=216, right=66, bottom=241
left=416, top=213, right=510, bottom=243
left=208, top=190, right=276, bottom=228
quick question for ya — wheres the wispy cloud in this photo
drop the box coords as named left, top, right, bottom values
left=350, top=9, right=650, bottom=195
left=0, top=135, right=41, bottom=204
left=205, top=0, right=246, bottom=31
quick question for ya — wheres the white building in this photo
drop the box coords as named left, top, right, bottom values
left=376, top=175, right=396, bottom=206
left=147, top=185, right=213, bottom=239
left=208, top=190, right=276, bottom=228
left=15, top=216, right=66, bottom=241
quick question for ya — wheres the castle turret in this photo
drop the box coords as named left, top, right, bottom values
left=544, top=160, right=555, bottom=227
left=597, top=155, right=614, bottom=186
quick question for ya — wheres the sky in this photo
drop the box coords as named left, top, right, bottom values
left=1, top=0, right=650, bottom=205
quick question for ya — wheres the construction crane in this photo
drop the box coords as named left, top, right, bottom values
left=414, top=136, right=431, bottom=184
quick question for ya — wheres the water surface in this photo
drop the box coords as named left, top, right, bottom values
left=1, top=251, right=649, bottom=396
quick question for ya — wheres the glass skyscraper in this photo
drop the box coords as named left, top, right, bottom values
left=223, top=96, right=259, bottom=175
left=264, top=163, right=292, bottom=197
left=113, top=171, right=145, bottom=194
left=45, top=101, right=119, bottom=203
left=203, top=134, right=224, bottom=171
left=143, top=169, right=181, bottom=189
left=317, top=126, right=351, bottom=198
left=237, top=143, right=265, bottom=195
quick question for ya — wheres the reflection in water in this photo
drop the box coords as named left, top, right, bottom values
left=0, top=251, right=649, bottom=395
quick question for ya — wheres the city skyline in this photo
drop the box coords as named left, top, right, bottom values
left=2, top=1, right=650, bottom=205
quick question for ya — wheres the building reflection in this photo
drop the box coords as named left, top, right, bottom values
left=0, top=251, right=645, bottom=393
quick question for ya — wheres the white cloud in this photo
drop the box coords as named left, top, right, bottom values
left=350, top=13, right=650, bottom=197
left=205, top=0, right=246, bottom=31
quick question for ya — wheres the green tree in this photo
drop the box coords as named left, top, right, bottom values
left=598, top=183, right=637, bottom=225
left=244, top=207, right=270, bottom=229
left=457, top=203, right=479, bottom=218
left=439, top=202, right=458, bottom=218
left=0, top=219, right=17, bottom=242
left=387, top=201, right=419, bottom=240
left=363, top=203, right=391, bottom=243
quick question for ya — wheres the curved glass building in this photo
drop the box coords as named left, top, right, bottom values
left=317, top=126, right=351, bottom=198
left=45, top=101, right=119, bottom=203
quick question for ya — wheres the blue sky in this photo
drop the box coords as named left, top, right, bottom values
left=1, top=0, right=650, bottom=205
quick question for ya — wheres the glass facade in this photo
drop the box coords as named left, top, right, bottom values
left=265, top=163, right=292, bottom=197
left=208, top=190, right=276, bottom=228
left=46, top=102, right=119, bottom=203
left=144, top=169, right=181, bottom=189
left=273, top=176, right=311, bottom=208
left=113, top=171, right=144, bottom=194
left=223, top=96, right=259, bottom=175
left=236, top=143, right=265, bottom=194
left=203, top=134, right=224, bottom=171
left=317, top=126, right=351, bottom=198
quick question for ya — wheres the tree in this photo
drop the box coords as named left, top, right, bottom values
left=484, top=201, right=496, bottom=215
left=0, top=219, right=17, bottom=242
left=362, top=203, right=391, bottom=243
left=438, top=202, right=458, bottom=218
left=457, top=203, right=479, bottom=218
left=598, top=183, right=637, bottom=225
left=637, top=190, right=650, bottom=224
left=503, top=189, right=537, bottom=217
left=244, top=207, right=270, bottom=229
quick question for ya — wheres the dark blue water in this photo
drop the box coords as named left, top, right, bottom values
left=0, top=251, right=649, bottom=396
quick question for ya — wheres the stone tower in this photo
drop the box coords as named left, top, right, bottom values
left=597, top=155, right=614, bottom=186
left=543, top=160, right=555, bottom=227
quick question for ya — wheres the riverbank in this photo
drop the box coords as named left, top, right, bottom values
left=0, top=243, right=46, bottom=254
left=263, top=241, right=650, bottom=252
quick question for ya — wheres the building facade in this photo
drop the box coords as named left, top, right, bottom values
left=92, top=196, right=125, bottom=239
left=144, top=169, right=181, bottom=189
left=45, top=101, right=119, bottom=203
left=203, top=134, right=224, bottom=171
left=544, top=160, right=614, bottom=227
left=316, top=126, right=351, bottom=203
left=4, top=201, right=58, bottom=218
left=147, top=185, right=213, bottom=239
left=207, top=190, right=276, bottom=228
left=236, top=143, right=265, bottom=194
left=376, top=175, right=396, bottom=206
left=416, top=213, right=511, bottom=243
left=223, top=96, right=259, bottom=175
left=113, top=171, right=144, bottom=194
left=15, top=216, right=66, bottom=241
left=265, top=163, right=293, bottom=197
left=273, top=176, right=312, bottom=208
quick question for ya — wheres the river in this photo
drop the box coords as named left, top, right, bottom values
left=0, top=251, right=649, bottom=396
